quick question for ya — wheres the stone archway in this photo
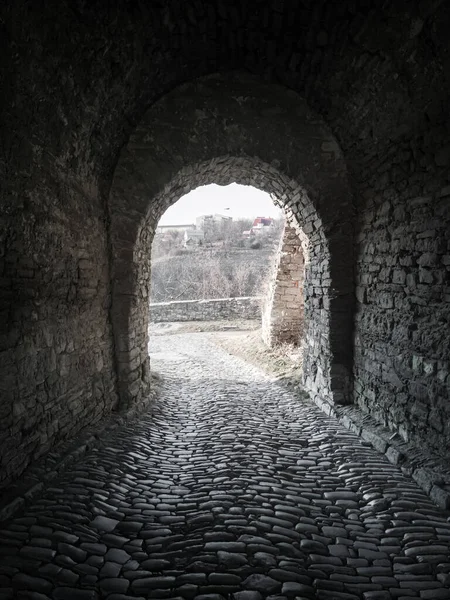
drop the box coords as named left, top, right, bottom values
left=262, top=222, right=308, bottom=349
left=109, top=71, right=354, bottom=412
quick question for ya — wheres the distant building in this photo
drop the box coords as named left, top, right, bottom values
left=251, top=217, right=274, bottom=233
left=196, top=214, right=232, bottom=241
left=243, top=217, right=274, bottom=237
left=183, top=229, right=205, bottom=247
left=196, top=213, right=232, bottom=228
left=156, top=224, right=196, bottom=234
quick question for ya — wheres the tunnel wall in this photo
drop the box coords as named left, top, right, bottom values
left=0, top=170, right=118, bottom=490
left=0, top=0, right=449, bottom=490
left=353, top=155, right=450, bottom=451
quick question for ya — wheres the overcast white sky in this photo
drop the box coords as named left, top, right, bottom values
left=159, top=183, right=283, bottom=225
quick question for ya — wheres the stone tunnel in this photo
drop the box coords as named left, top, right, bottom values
left=0, top=1, right=450, bottom=597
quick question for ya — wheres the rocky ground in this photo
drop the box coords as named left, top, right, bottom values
left=0, top=332, right=449, bottom=600
left=212, top=330, right=303, bottom=386
left=149, top=320, right=261, bottom=336
left=150, top=323, right=303, bottom=385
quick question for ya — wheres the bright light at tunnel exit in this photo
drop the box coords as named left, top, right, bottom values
left=158, top=183, right=283, bottom=225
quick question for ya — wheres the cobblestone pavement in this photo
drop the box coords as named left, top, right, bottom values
left=1, top=333, right=450, bottom=600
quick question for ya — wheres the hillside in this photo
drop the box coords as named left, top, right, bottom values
left=150, top=245, right=278, bottom=302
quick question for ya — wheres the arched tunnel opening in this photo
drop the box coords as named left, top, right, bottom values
left=148, top=183, right=288, bottom=328
left=109, top=73, right=354, bottom=414
left=1, top=2, right=450, bottom=596
left=147, top=181, right=308, bottom=388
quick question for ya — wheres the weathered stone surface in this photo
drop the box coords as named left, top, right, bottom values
left=0, top=0, right=449, bottom=506
left=262, top=224, right=305, bottom=347
left=150, top=297, right=261, bottom=323
left=0, top=333, right=448, bottom=599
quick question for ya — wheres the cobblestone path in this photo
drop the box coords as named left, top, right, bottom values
left=1, top=333, right=449, bottom=600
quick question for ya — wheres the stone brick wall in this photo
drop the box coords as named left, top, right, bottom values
left=0, top=172, right=118, bottom=492
left=150, top=297, right=262, bottom=323
left=1, top=0, right=449, bottom=489
left=353, top=174, right=450, bottom=455
left=262, top=225, right=305, bottom=347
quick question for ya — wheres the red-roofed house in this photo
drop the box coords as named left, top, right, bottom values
left=250, top=217, right=274, bottom=235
